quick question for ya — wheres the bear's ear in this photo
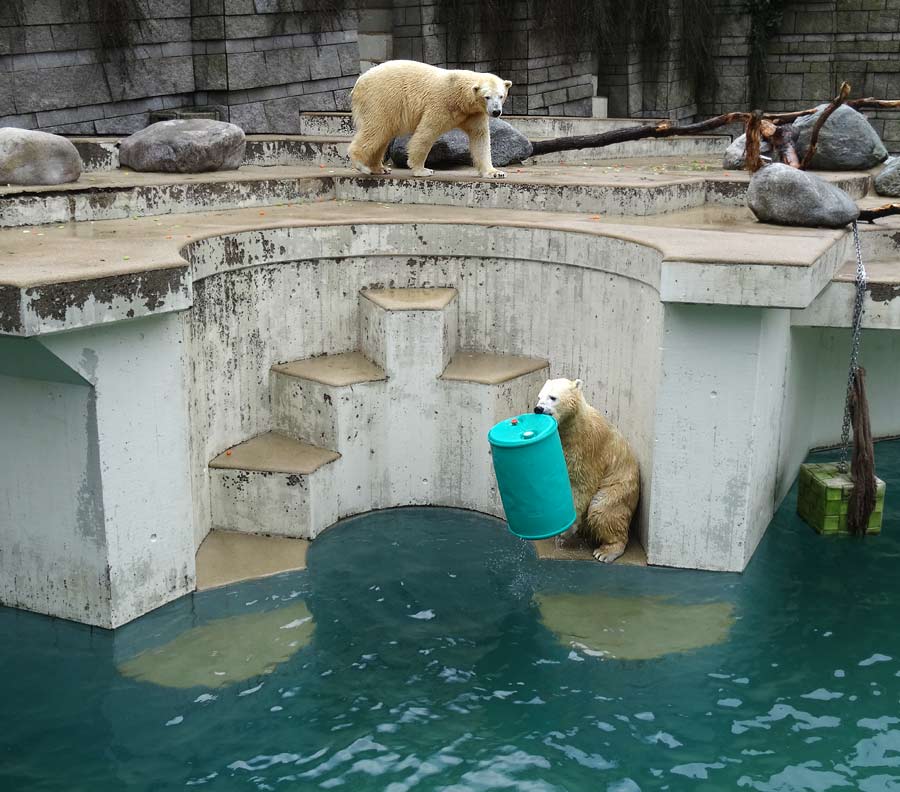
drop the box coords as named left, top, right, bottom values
left=503, top=80, right=512, bottom=89
left=472, top=83, right=481, bottom=94
left=573, top=379, right=584, bottom=391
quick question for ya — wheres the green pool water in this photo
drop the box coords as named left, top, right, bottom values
left=2, top=442, right=899, bottom=791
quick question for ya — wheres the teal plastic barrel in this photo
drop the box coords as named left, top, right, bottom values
left=488, top=413, right=576, bottom=540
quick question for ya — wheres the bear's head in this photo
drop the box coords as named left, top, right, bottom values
left=534, top=378, right=585, bottom=424
left=472, top=74, right=512, bottom=118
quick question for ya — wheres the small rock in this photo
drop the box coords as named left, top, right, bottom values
left=747, top=162, right=859, bottom=228
left=874, top=156, right=900, bottom=197
left=0, top=128, right=82, bottom=185
left=792, top=105, right=888, bottom=171
left=119, top=119, right=245, bottom=173
left=723, top=133, right=773, bottom=170
left=388, top=118, right=533, bottom=169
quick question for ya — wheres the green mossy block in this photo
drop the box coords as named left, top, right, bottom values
left=797, top=462, right=886, bottom=535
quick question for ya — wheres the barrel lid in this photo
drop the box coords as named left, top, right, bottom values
left=488, top=413, right=557, bottom=448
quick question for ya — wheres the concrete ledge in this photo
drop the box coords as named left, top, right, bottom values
left=361, top=287, right=458, bottom=311
left=271, top=351, right=386, bottom=386
left=441, top=352, right=549, bottom=385
left=195, top=530, right=309, bottom=591
left=299, top=112, right=664, bottom=138
left=533, top=535, right=648, bottom=566
left=210, top=432, right=340, bottom=474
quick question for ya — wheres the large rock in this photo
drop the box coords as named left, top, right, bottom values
left=388, top=118, right=533, bottom=169
left=747, top=163, right=859, bottom=228
left=722, top=133, right=773, bottom=170
left=792, top=104, right=888, bottom=171
left=874, top=156, right=900, bottom=197
left=0, top=128, right=82, bottom=185
left=119, top=119, right=245, bottom=173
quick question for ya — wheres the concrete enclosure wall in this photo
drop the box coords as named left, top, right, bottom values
left=184, top=224, right=664, bottom=549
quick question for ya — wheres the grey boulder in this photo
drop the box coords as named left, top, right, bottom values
left=722, top=133, right=773, bottom=170
left=0, top=128, right=82, bottom=185
left=388, top=118, right=533, bottom=169
left=747, top=162, right=859, bottom=228
left=119, top=119, right=245, bottom=173
left=874, top=156, right=900, bottom=197
left=792, top=104, right=887, bottom=171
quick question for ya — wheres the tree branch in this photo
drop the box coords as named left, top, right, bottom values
left=799, top=81, right=851, bottom=169
left=526, top=86, right=899, bottom=162
left=858, top=203, right=900, bottom=223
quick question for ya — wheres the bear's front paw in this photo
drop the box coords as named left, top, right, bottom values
left=412, top=167, right=434, bottom=178
left=481, top=169, right=507, bottom=179
left=374, top=165, right=392, bottom=175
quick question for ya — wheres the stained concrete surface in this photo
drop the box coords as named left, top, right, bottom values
left=441, top=352, right=550, bottom=385
left=209, top=431, right=340, bottom=473
left=271, top=351, right=386, bottom=387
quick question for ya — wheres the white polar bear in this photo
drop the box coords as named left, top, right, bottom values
left=534, top=378, right=640, bottom=563
left=347, top=60, right=511, bottom=179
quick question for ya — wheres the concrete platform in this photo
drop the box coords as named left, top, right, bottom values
left=533, top=535, right=648, bottom=566
left=361, top=287, right=458, bottom=311
left=2, top=157, right=899, bottom=628
left=0, top=160, right=872, bottom=229
left=271, top=351, right=386, bottom=387
left=195, top=530, right=309, bottom=591
left=441, top=352, right=549, bottom=385
left=210, top=432, right=339, bottom=474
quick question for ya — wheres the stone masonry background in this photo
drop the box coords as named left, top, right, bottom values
left=0, top=0, right=898, bottom=150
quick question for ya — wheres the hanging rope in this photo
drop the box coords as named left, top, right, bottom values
left=838, top=221, right=876, bottom=535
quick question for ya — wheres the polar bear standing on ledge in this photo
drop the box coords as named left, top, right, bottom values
left=348, top=60, right=511, bottom=179
left=534, top=378, right=640, bottom=563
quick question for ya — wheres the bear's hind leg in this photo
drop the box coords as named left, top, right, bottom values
left=348, top=128, right=391, bottom=175
left=584, top=490, right=631, bottom=564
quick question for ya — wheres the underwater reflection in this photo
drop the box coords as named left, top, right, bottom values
left=535, top=592, right=734, bottom=660
left=117, top=600, right=315, bottom=688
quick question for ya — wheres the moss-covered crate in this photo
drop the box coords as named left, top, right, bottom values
left=797, top=463, right=886, bottom=535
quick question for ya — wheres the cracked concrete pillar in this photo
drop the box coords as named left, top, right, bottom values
left=357, top=0, right=394, bottom=73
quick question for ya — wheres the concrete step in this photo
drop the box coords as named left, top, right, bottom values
left=360, top=287, right=459, bottom=380
left=195, top=529, right=309, bottom=590
left=440, top=351, right=549, bottom=385
left=794, top=256, right=900, bottom=330
left=271, top=351, right=386, bottom=450
left=72, top=131, right=729, bottom=174
left=298, top=111, right=662, bottom=139
left=209, top=431, right=339, bottom=539
left=532, top=134, right=730, bottom=163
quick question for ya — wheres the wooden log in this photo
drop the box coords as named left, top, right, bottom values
left=744, top=110, right=764, bottom=172
left=858, top=203, right=900, bottom=223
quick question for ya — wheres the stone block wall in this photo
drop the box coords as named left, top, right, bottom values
left=0, top=0, right=898, bottom=145
left=0, top=1, right=196, bottom=134
left=702, top=0, right=900, bottom=150
left=392, top=0, right=594, bottom=116
left=0, top=0, right=359, bottom=135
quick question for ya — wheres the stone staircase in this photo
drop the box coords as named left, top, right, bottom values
left=208, top=287, right=549, bottom=539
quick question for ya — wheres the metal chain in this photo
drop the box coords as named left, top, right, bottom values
left=838, top=220, right=867, bottom=473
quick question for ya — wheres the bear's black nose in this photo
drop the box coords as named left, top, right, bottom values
left=534, top=406, right=544, bottom=414
left=492, top=109, right=501, bottom=117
